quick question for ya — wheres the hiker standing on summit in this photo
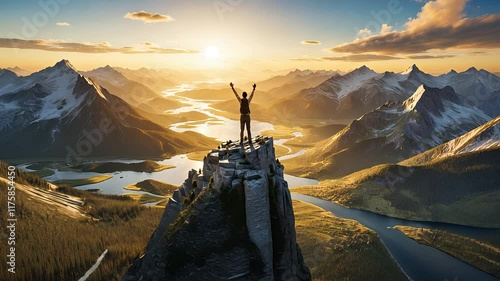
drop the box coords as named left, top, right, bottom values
left=230, top=82, right=256, bottom=146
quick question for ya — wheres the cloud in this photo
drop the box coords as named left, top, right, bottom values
left=301, top=40, right=321, bottom=45
left=0, top=38, right=199, bottom=54
left=56, top=22, right=70, bottom=26
left=289, top=57, right=324, bottom=62
left=290, top=54, right=401, bottom=62
left=124, top=11, right=174, bottom=23
left=380, top=24, right=393, bottom=34
left=356, top=28, right=372, bottom=37
left=331, top=0, right=500, bottom=54
left=322, top=54, right=402, bottom=62
left=407, top=54, right=455, bottom=59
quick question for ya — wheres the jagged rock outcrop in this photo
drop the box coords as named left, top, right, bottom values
left=123, top=136, right=311, bottom=281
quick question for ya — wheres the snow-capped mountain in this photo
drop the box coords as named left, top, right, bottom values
left=402, top=115, right=500, bottom=166
left=0, top=60, right=213, bottom=160
left=325, top=84, right=491, bottom=154
left=292, top=85, right=492, bottom=179
left=274, top=65, right=500, bottom=120
left=0, top=69, right=19, bottom=86
left=274, top=65, right=410, bottom=119
left=0, top=60, right=81, bottom=125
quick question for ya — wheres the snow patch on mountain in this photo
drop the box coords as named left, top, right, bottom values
left=330, top=85, right=492, bottom=155
left=439, top=116, right=500, bottom=158
left=82, top=76, right=108, bottom=101
left=28, top=61, right=81, bottom=122
left=311, top=66, right=380, bottom=101
left=0, top=60, right=112, bottom=130
left=402, top=85, right=426, bottom=111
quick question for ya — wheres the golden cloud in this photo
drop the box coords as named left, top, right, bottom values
left=331, top=0, right=500, bottom=54
left=124, top=11, right=174, bottom=23
left=0, top=38, right=198, bottom=54
left=301, top=40, right=321, bottom=45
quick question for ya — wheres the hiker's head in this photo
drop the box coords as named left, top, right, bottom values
left=242, top=92, right=248, bottom=98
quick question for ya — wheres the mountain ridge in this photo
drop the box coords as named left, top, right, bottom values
left=0, top=59, right=215, bottom=160
left=285, top=84, right=492, bottom=179
left=273, top=65, right=500, bottom=120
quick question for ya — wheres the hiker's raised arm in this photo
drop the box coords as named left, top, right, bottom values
left=230, top=82, right=241, bottom=102
left=249, top=83, right=256, bottom=103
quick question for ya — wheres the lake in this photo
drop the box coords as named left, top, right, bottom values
left=42, top=154, right=318, bottom=195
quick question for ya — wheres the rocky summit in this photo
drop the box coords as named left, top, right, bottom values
left=123, top=136, right=311, bottom=281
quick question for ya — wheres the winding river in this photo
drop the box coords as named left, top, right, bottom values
left=23, top=83, right=500, bottom=281
left=292, top=194, right=500, bottom=281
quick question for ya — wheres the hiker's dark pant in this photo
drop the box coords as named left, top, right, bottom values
left=240, top=114, right=251, bottom=143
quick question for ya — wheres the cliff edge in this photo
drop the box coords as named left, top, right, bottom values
left=123, top=136, right=311, bottom=281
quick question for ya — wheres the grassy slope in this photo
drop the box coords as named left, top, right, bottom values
left=395, top=226, right=500, bottom=278
left=294, top=148, right=500, bottom=227
left=293, top=200, right=407, bottom=281
left=0, top=162, right=163, bottom=281
left=125, top=193, right=166, bottom=204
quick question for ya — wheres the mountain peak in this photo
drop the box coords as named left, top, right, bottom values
left=349, top=65, right=375, bottom=76
left=466, top=66, right=478, bottom=73
left=358, top=65, right=371, bottom=71
left=55, top=59, right=75, bottom=69
left=403, top=84, right=458, bottom=112
left=84, top=65, right=127, bottom=80
left=100, top=65, right=120, bottom=74
left=402, top=64, right=421, bottom=75
left=0, top=69, right=17, bottom=78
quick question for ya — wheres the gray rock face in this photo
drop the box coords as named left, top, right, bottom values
left=123, top=136, right=311, bottom=281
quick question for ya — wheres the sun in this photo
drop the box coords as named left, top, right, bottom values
left=204, top=46, right=220, bottom=59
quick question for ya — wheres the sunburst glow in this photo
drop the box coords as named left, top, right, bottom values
left=204, top=46, right=220, bottom=59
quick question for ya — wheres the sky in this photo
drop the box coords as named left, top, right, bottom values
left=0, top=0, right=499, bottom=75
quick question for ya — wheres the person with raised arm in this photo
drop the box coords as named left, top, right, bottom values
left=230, top=82, right=256, bottom=146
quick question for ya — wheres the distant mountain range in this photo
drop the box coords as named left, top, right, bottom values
left=0, top=66, right=32, bottom=77
left=286, top=84, right=495, bottom=179
left=113, top=67, right=177, bottom=93
left=275, top=65, right=500, bottom=227
left=256, top=69, right=340, bottom=91
left=0, top=60, right=214, bottom=160
left=274, top=65, right=500, bottom=120
left=83, top=66, right=185, bottom=113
